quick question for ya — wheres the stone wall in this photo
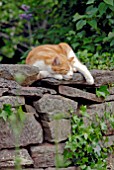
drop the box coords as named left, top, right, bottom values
left=0, top=65, right=114, bottom=170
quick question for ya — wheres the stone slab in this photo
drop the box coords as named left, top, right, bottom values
left=41, top=70, right=114, bottom=87
left=42, top=119, right=71, bottom=142
left=34, top=94, right=78, bottom=121
left=0, top=148, right=33, bottom=168
left=9, top=86, right=56, bottom=97
left=59, top=85, right=103, bottom=103
left=0, top=96, right=25, bottom=108
left=0, top=64, right=39, bottom=86
left=31, top=143, right=65, bottom=168
left=0, top=113, right=43, bottom=149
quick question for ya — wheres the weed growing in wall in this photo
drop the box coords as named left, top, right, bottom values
left=0, top=104, right=25, bottom=170
left=2, top=105, right=25, bottom=170
left=64, top=105, right=114, bottom=170
left=96, top=85, right=110, bottom=99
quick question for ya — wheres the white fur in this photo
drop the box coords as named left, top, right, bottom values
left=68, top=50, right=94, bottom=84
left=34, top=60, right=73, bottom=80
left=33, top=60, right=52, bottom=72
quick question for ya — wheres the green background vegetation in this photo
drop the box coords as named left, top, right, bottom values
left=0, top=0, right=114, bottom=69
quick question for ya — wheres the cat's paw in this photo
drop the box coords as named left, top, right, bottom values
left=73, top=67, right=77, bottom=72
left=86, top=77, right=94, bottom=85
left=53, top=74, right=63, bottom=80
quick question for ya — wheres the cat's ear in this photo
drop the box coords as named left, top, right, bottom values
left=52, top=57, right=61, bottom=66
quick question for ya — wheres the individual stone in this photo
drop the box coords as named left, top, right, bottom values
left=1, top=169, right=43, bottom=170
left=22, top=169, right=43, bottom=170
left=85, top=102, right=114, bottom=135
left=0, top=88, right=9, bottom=96
left=0, top=96, right=25, bottom=108
left=23, top=169, right=43, bottom=170
left=0, top=113, right=43, bottom=149
left=104, top=135, right=114, bottom=147
left=109, top=86, right=114, bottom=95
left=87, top=101, right=114, bottom=117
left=105, top=94, right=114, bottom=102
left=42, top=119, right=71, bottom=142
left=34, top=94, right=78, bottom=121
left=0, top=148, right=33, bottom=168
left=0, top=78, right=21, bottom=88
left=59, top=85, right=103, bottom=103
left=107, top=154, right=114, bottom=170
left=25, top=104, right=39, bottom=118
left=41, top=70, right=114, bottom=87
left=0, top=64, right=39, bottom=86
left=9, top=86, right=56, bottom=97
left=31, top=143, right=65, bottom=168
left=46, top=167, right=80, bottom=170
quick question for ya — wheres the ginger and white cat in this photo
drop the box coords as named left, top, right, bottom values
left=26, top=42, right=94, bottom=84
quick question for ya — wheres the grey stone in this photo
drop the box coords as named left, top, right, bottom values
left=42, top=119, right=71, bottom=142
left=0, top=64, right=39, bottom=86
left=85, top=102, right=114, bottom=135
left=46, top=167, right=80, bottom=170
left=9, top=86, right=56, bottom=97
left=109, top=87, right=114, bottom=95
left=0, top=96, right=25, bottom=108
left=25, top=104, right=39, bottom=118
left=34, top=94, right=78, bottom=121
left=105, top=94, right=114, bottom=102
left=107, top=154, right=114, bottom=170
left=0, top=113, right=43, bottom=149
left=31, top=143, right=65, bottom=168
left=0, top=148, right=33, bottom=168
left=59, top=85, right=103, bottom=103
left=0, top=88, right=9, bottom=96
left=0, top=78, right=21, bottom=88
left=1, top=169, right=43, bottom=170
left=104, top=135, right=114, bottom=147
left=41, top=70, right=114, bottom=87
left=87, top=101, right=114, bottom=117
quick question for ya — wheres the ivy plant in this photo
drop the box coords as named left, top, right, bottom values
left=64, top=105, right=114, bottom=170
left=96, top=85, right=110, bottom=99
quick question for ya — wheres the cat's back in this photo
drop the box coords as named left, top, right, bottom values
left=26, top=43, right=70, bottom=65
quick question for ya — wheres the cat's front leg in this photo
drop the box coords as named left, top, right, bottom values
left=74, top=61, right=94, bottom=85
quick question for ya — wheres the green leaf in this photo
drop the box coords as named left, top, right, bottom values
left=98, top=2, right=108, bottom=16
left=86, top=0, right=95, bottom=4
left=76, top=20, right=86, bottom=30
left=73, top=13, right=85, bottom=22
left=86, top=6, right=98, bottom=16
left=88, top=19, right=97, bottom=29
left=108, top=32, right=114, bottom=39
left=96, top=85, right=110, bottom=98
left=103, top=0, right=113, bottom=6
left=108, top=4, right=114, bottom=11
left=0, top=110, right=7, bottom=121
left=110, top=39, right=114, bottom=46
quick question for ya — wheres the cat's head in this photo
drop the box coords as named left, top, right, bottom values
left=51, top=56, right=74, bottom=80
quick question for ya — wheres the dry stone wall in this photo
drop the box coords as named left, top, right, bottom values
left=0, top=65, right=114, bottom=170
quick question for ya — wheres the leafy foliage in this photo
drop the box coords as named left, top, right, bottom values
left=96, top=85, right=110, bottom=98
left=0, top=0, right=114, bottom=69
left=64, top=105, right=114, bottom=170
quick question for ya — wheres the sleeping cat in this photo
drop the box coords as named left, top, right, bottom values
left=26, top=42, right=94, bottom=84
